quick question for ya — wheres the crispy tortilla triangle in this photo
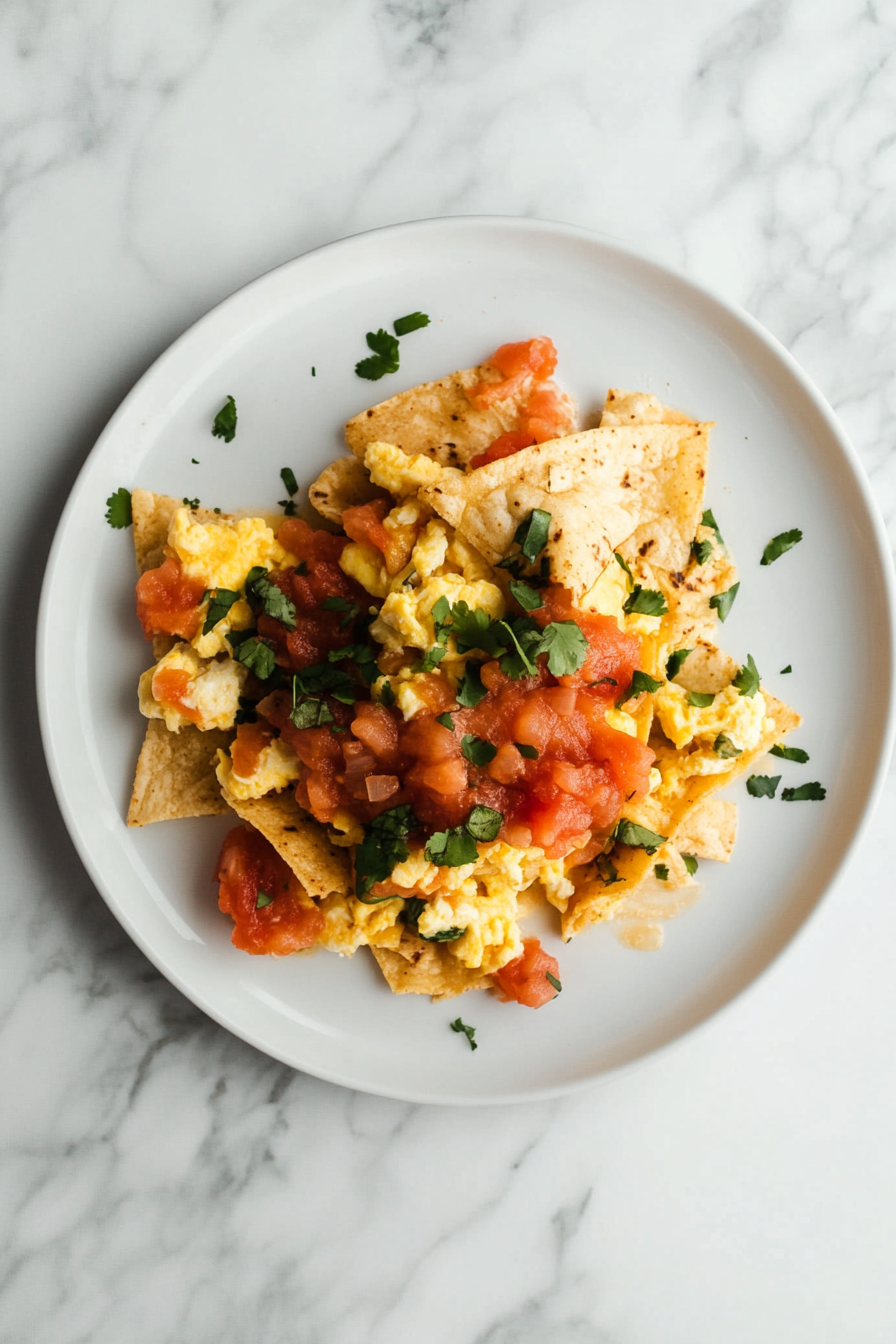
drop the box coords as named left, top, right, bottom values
left=221, top=789, right=351, bottom=898
left=370, top=936, right=494, bottom=1000
left=601, top=389, right=694, bottom=427
left=674, top=798, right=738, bottom=864
left=562, top=687, right=799, bottom=938
left=419, top=423, right=710, bottom=598
left=346, top=363, right=577, bottom=468
left=308, top=455, right=389, bottom=524
left=128, top=720, right=233, bottom=825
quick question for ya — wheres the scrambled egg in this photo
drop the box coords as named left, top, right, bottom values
left=214, top=737, right=302, bottom=800
left=364, top=441, right=447, bottom=496
left=168, top=507, right=295, bottom=592
left=655, top=682, right=766, bottom=752
left=371, top=573, right=505, bottom=654
left=139, top=643, right=246, bottom=732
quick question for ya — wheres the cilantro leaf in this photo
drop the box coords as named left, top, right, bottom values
left=449, top=602, right=506, bottom=657
left=614, top=552, right=634, bottom=587
left=456, top=665, right=487, bottom=707
left=245, top=566, right=297, bottom=629
left=666, top=648, right=692, bottom=680
left=425, top=827, right=479, bottom=867
left=733, top=653, right=760, bottom=698
left=781, top=781, right=826, bottom=801
left=619, top=670, right=662, bottom=706
left=450, top=1017, right=477, bottom=1051
left=702, top=508, right=723, bottom=545
left=421, top=926, right=466, bottom=943
left=770, top=743, right=809, bottom=763
left=780, top=664, right=792, bottom=674
left=545, top=971, right=562, bottom=994
left=515, top=742, right=538, bottom=760
left=417, top=645, right=448, bottom=673
left=746, top=774, right=780, bottom=798
left=682, top=854, right=699, bottom=876
left=431, top=594, right=452, bottom=643
left=691, top=537, right=713, bottom=565
left=280, top=467, right=299, bottom=497
left=461, top=735, right=497, bottom=767
left=393, top=311, right=430, bottom=336
left=623, top=586, right=668, bottom=617
left=497, top=619, right=540, bottom=679
left=230, top=635, right=277, bottom=680
left=509, top=580, right=543, bottom=612
left=212, top=395, right=237, bottom=442
left=328, top=643, right=378, bottom=683
left=105, top=487, right=132, bottom=529
left=379, top=679, right=396, bottom=707
left=686, top=690, right=715, bottom=708
left=290, top=697, right=334, bottom=729
left=614, top=819, right=668, bottom=854
left=537, top=620, right=588, bottom=677
left=513, top=509, right=552, bottom=563
left=713, top=733, right=742, bottom=758
left=654, top=863, right=670, bottom=881
left=202, top=588, right=240, bottom=635
left=596, top=854, right=621, bottom=885
left=292, top=663, right=358, bottom=704
left=356, top=892, right=401, bottom=906
left=355, top=329, right=400, bottom=382
left=182, top=497, right=200, bottom=509
left=466, top=805, right=503, bottom=841
left=255, top=891, right=274, bottom=909
left=355, top=805, right=420, bottom=898
left=279, top=499, right=298, bottom=516
left=320, top=595, right=361, bottom=628
left=709, top=582, right=739, bottom=622
left=761, top=528, right=803, bottom=566
left=436, top=712, right=455, bottom=731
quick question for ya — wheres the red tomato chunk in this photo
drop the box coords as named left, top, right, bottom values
left=135, top=557, right=206, bottom=640
left=216, top=825, right=324, bottom=955
left=494, top=938, right=561, bottom=1007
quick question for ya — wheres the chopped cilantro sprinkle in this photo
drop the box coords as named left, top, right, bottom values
left=105, top=487, right=132, bottom=529
left=623, top=586, right=668, bottom=617
left=614, top=819, right=667, bottom=854
left=654, top=864, right=670, bottom=881
left=780, top=664, right=792, bottom=674
left=682, top=854, right=699, bottom=876
left=746, top=774, right=780, bottom=798
left=713, top=733, right=742, bottom=758
left=355, top=805, right=419, bottom=898
left=202, top=588, right=240, bottom=635
left=212, top=395, right=237, bottom=442
left=280, top=467, right=299, bottom=497
left=733, top=653, right=760, bottom=698
left=620, top=670, right=662, bottom=706
left=246, top=566, right=296, bottom=629
left=461, top=735, right=497, bottom=767
left=509, top=579, right=543, bottom=611
left=545, top=971, right=562, bottom=994
left=393, top=311, right=430, bottom=336
left=614, top=552, right=634, bottom=587
left=466, top=805, right=503, bottom=842
left=182, top=496, right=200, bottom=509
left=770, top=743, right=809, bottom=763
left=761, top=528, right=803, bottom=566
left=425, top=827, right=479, bottom=867
left=781, top=781, right=826, bottom=801
left=702, top=508, right=723, bottom=545
left=515, top=742, right=538, bottom=760
left=255, top=891, right=274, bottom=909
left=436, top=712, right=455, bottom=731
left=456, top=664, right=487, bottom=707
left=686, top=690, right=715, bottom=708
left=666, top=648, right=692, bottom=680
left=356, top=328, right=400, bottom=381
left=450, top=1018, right=478, bottom=1051
left=709, top=582, right=739, bottom=622
left=513, top=509, right=552, bottom=564
left=692, top=538, right=713, bottom=565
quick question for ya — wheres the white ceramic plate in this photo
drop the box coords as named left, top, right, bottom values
left=38, top=217, right=895, bottom=1104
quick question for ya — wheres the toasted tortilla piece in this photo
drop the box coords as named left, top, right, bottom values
left=420, top=423, right=710, bottom=597
left=601, top=389, right=694, bottom=427
left=674, top=799, right=738, bottom=863
left=131, top=489, right=228, bottom=574
left=222, top=789, right=351, bottom=899
left=345, top=364, right=577, bottom=469
left=128, top=720, right=233, bottom=825
left=308, top=455, right=390, bottom=524
left=370, top=937, right=493, bottom=1000
left=562, top=689, right=799, bottom=938
left=671, top=642, right=739, bottom=694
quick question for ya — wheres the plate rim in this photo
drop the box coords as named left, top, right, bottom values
left=36, top=214, right=896, bottom=1105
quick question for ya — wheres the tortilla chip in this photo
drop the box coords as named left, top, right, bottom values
left=221, top=789, right=351, bottom=898
left=128, top=720, right=233, bottom=825
left=674, top=799, right=738, bottom=863
left=419, top=423, right=710, bottom=598
left=131, top=490, right=228, bottom=574
left=671, top=642, right=739, bottom=694
left=601, top=389, right=694, bottom=426
left=370, top=936, right=493, bottom=1000
left=308, top=455, right=390, bottom=524
left=345, top=364, right=577, bottom=469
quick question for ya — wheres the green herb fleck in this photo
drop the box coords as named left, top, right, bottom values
left=614, top=552, right=634, bottom=587
left=596, top=854, right=621, bottom=885
left=733, top=653, right=760, bottom=698
left=654, top=864, right=669, bottom=881
left=450, top=1017, right=477, bottom=1051
left=436, top=712, right=455, bottom=731
left=687, top=690, right=716, bottom=708
left=229, top=634, right=277, bottom=680
left=682, top=854, right=699, bottom=876
left=356, top=329, right=400, bottom=381
left=202, top=588, right=240, bottom=635
left=105, top=487, right=132, bottom=529
left=614, top=819, right=668, bottom=854
left=761, top=528, right=803, bottom=566
left=417, top=645, right=448, bottom=673
left=509, top=580, right=543, bottom=612
left=623, top=586, right=668, bottom=617
left=456, top=664, right=487, bottom=707
left=513, top=509, right=552, bottom=564
left=702, top=508, right=724, bottom=545
left=182, top=496, right=200, bottom=509
left=461, top=735, right=497, bottom=767
left=713, top=733, right=742, bottom=758
left=255, top=891, right=274, bottom=909
left=746, top=774, right=780, bottom=798
left=212, top=395, right=237, bottom=442
left=246, top=567, right=296, bottom=629
left=537, top=620, right=588, bottom=677
left=393, top=311, right=430, bottom=336
left=710, top=582, right=739, bottom=622
left=425, top=827, right=479, bottom=867
left=466, top=805, right=503, bottom=842
left=692, top=538, right=713, bottom=565
left=380, top=679, right=396, bottom=707
left=321, top=595, right=360, bottom=628
left=290, top=697, right=334, bottom=729
left=355, top=805, right=420, bottom=898
left=770, top=743, right=809, bottom=763
left=780, top=664, right=792, bottom=674
left=619, top=670, right=662, bottom=707
left=515, top=742, right=538, bottom=760
left=280, top=466, right=299, bottom=497
left=781, top=781, right=826, bottom=801
left=545, top=971, right=562, bottom=994
left=666, top=648, right=692, bottom=680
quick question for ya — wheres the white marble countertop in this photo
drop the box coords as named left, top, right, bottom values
left=3, top=1, right=896, bottom=1340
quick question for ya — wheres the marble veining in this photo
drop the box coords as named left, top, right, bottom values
left=2, top=1, right=896, bottom=1340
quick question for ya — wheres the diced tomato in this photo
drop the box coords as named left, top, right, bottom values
left=522, top=384, right=569, bottom=444
left=468, top=337, right=558, bottom=407
left=151, top=667, right=202, bottom=724
left=494, top=938, right=561, bottom=1008
left=351, top=702, right=399, bottom=770
left=469, top=431, right=536, bottom=470
left=342, top=499, right=414, bottom=575
left=216, top=825, right=324, bottom=955
left=230, top=721, right=276, bottom=778
left=135, top=557, right=206, bottom=640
